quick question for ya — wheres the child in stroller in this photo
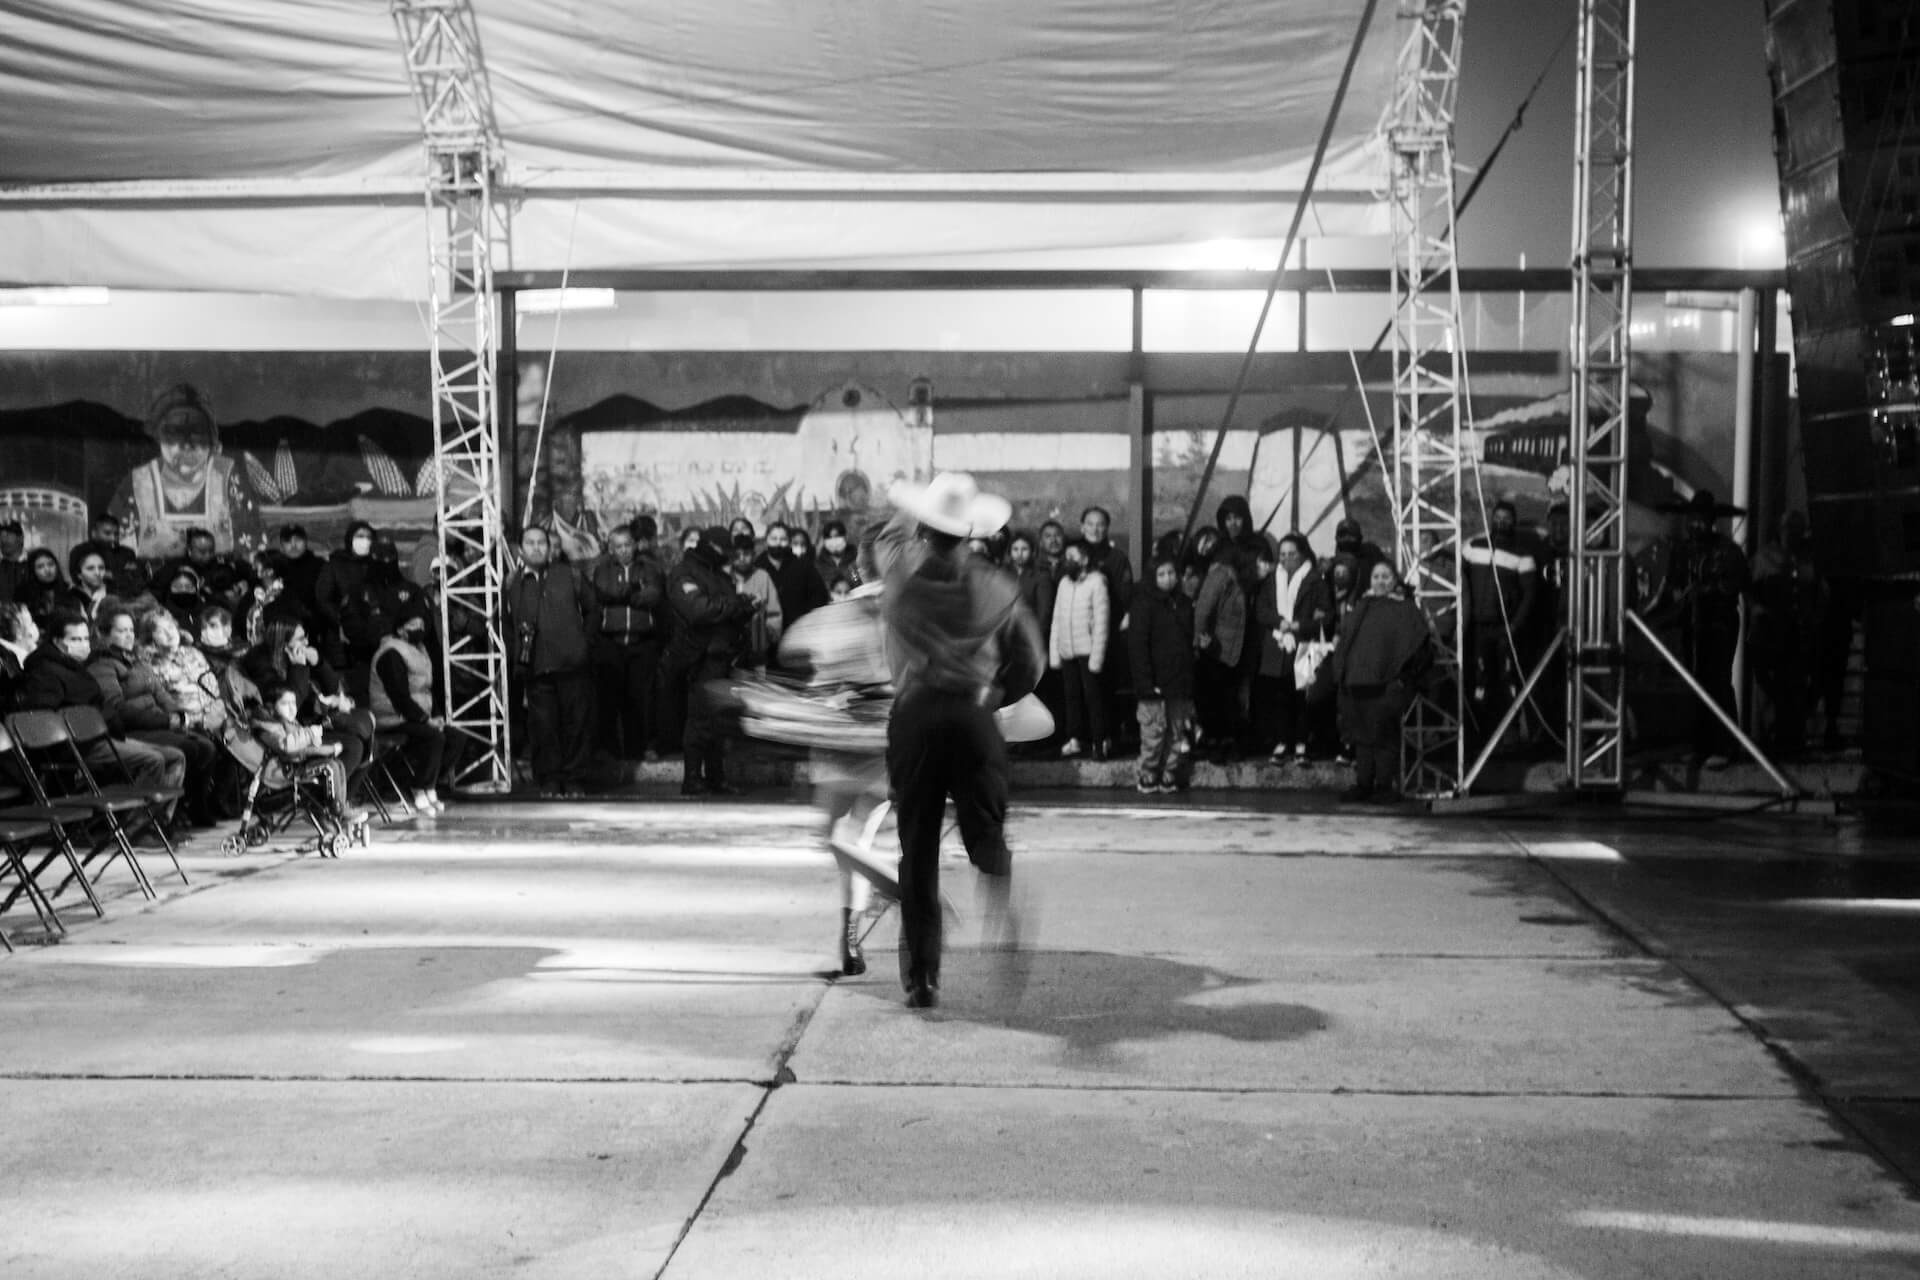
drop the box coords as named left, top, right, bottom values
left=224, top=682, right=370, bottom=857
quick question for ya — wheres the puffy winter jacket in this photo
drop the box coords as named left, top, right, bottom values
left=1128, top=586, right=1194, bottom=700
left=1193, top=560, right=1247, bottom=667
left=87, top=647, right=180, bottom=734
left=1049, top=570, right=1110, bottom=671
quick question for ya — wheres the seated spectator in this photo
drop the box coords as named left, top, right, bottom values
left=18, top=549, right=68, bottom=626
left=0, top=519, right=27, bottom=604
left=159, top=564, right=208, bottom=632
left=172, top=526, right=254, bottom=613
left=16, top=609, right=186, bottom=801
left=369, top=603, right=448, bottom=812
left=0, top=601, right=37, bottom=710
left=88, top=605, right=219, bottom=827
left=242, top=619, right=375, bottom=782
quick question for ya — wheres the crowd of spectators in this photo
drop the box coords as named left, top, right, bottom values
left=0, top=513, right=452, bottom=835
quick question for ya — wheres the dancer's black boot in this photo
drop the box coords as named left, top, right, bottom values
left=840, top=908, right=867, bottom=976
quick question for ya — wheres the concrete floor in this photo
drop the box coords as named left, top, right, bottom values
left=3, top=796, right=1919, bottom=1278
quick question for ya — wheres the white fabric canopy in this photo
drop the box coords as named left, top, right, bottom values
left=0, top=0, right=1397, bottom=298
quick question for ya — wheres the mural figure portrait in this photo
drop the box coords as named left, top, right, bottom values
left=109, top=383, right=265, bottom=559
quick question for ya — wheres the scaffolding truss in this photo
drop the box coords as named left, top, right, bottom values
left=1565, top=0, right=1636, bottom=791
left=1387, top=0, right=1470, bottom=798
left=391, top=0, right=514, bottom=792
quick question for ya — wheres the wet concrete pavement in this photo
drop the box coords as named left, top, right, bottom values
left=3, top=796, right=1919, bottom=1278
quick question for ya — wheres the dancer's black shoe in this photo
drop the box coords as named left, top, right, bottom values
left=905, top=979, right=938, bottom=1009
left=840, top=908, right=867, bottom=976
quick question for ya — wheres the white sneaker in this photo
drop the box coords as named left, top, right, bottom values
left=413, top=790, right=444, bottom=813
left=1059, top=738, right=1082, bottom=758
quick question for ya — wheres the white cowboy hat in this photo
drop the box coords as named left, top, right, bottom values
left=888, top=471, right=1012, bottom=538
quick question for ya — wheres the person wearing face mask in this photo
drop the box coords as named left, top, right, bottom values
left=756, top=522, right=829, bottom=643
left=1048, top=539, right=1111, bottom=759
left=1461, top=499, right=1538, bottom=750
left=816, top=520, right=861, bottom=589
left=589, top=523, right=667, bottom=761
left=315, top=521, right=380, bottom=671
left=19, top=610, right=184, bottom=797
left=371, top=602, right=449, bottom=812
left=1315, top=561, right=1435, bottom=803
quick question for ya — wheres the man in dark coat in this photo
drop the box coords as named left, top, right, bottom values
left=590, top=523, right=667, bottom=759
left=504, top=526, right=599, bottom=796
left=269, top=523, right=326, bottom=622
left=1461, top=499, right=1539, bottom=748
left=16, top=610, right=183, bottom=791
left=666, top=526, right=756, bottom=796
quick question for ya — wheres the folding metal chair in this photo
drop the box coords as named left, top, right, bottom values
left=5, top=710, right=176, bottom=899
left=0, top=720, right=104, bottom=922
left=1, top=813, right=70, bottom=946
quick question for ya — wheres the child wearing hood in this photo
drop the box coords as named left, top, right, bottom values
left=1128, top=554, right=1195, bottom=793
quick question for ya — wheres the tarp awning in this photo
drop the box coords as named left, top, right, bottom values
left=0, top=0, right=1397, bottom=298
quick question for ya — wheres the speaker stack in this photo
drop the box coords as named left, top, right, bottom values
left=1765, top=0, right=1920, bottom=789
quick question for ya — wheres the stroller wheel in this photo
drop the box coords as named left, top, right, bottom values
left=352, top=819, right=371, bottom=849
left=220, top=832, right=246, bottom=857
left=316, top=833, right=339, bottom=859
left=243, top=821, right=269, bottom=849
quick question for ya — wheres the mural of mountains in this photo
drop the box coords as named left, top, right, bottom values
left=564, top=393, right=806, bottom=435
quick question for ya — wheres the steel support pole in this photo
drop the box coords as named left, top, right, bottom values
left=1565, top=0, right=1637, bottom=792
left=392, top=0, right=515, bottom=793
left=1388, top=0, right=1470, bottom=798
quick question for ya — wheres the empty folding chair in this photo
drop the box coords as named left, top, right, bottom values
left=0, top=720, right=103, bottom=921
left=6, top=710, right=169, bottom=899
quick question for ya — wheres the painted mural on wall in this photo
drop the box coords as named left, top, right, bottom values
left=0, top=351, right=1767, bottom=580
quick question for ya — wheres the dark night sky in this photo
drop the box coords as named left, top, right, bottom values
left=1452, top=0, right=1782, bottom=268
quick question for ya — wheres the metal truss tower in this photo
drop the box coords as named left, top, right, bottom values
left=1565, top=0, right=1636, bottom=792
left=1387, top=0, right=1470, bottom=798
left=392, top=0, right=514, bottom=792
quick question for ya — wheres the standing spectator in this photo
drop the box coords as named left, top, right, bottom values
left=1650, top=491, right=1750, bottom=770
left=756, top=522, right=826, bottom=642
left=66, top=551, right=114, bottom=628
left=730, top=534, right=784, bottom=673
left=1079, top=505, right=1135, bottom=736
left=789, top=527, right=826, bottom=586
left=1319, top=561, right=1435, bottom=803
left=1461, top=499, right=1539, bottom=749
left=370, top=602, right=450, bottom=812
left=504, top=526, right=599, bottom=798
left=728, top=516, right=756, bottom=546
left=667, top=527, right=756, bottom=796
left=0, top=520, right=27, bottom=604
left=589, top=523, right=665, bottom=760
left=69, top=512, right=146, bottom=599
left=314, top=520, right=378, bottom=671
left=1007, top=530, right=1061, bottom=754
left=1751, top=510, right=1822, bottom=758
left=1334, top=516, right=1389, bottom=583
left=816, top=520, right=861, bottom=589
left=270, top=523, right=326, bottom=623
left=1129, top=554, right=1195, bottom=793
left=1257, top=533, right=1335, bottom=764
left=1190, top=527, right=1247, bottom=762
left=1049, top=539, right=1111, bottom=759
left=1037, top=520, right=1068, bottom=580
left=17, top=610, right=185, bottom=799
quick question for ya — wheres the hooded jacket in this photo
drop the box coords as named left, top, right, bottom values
left=1192, top=546, right=1247, bottom=668
left=667, top=538, right=754, bottom=663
